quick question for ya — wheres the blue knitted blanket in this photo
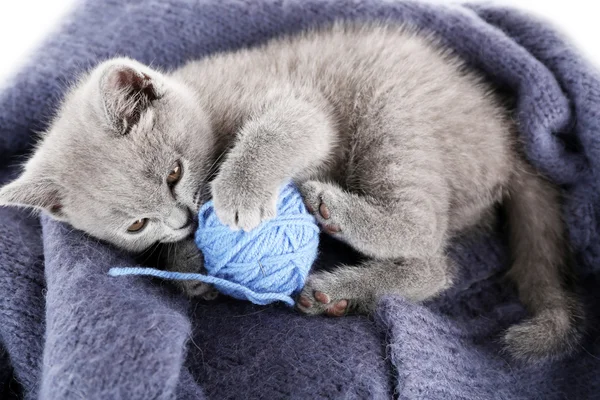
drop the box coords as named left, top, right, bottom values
left=1, top=1, right=599, bottom=399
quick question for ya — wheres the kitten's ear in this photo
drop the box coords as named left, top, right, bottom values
left=100, top=63, right=160, bottom=135
left=0, top=176, right=67, bottom=220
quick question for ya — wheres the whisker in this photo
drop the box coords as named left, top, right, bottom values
left=153, top=242, right=166, bottom=267
left=138, top=241, right=161, bottom=265
left=206, top=149, right=228, bottom=179
left=167, top=242, right=174, bottom=267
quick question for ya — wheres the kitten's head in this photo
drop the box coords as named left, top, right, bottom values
left=0, top=58, right=216, bottom=252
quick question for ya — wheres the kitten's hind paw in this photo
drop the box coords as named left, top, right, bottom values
left=295, top=272, right=350, bottom=317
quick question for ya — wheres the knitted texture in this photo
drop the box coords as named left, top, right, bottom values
left=109, top=183, right=319, bottom=306
left=0, top=1, right=599, bottom=400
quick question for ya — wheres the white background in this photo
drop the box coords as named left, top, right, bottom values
left=0, top=0, right=598, bottom=86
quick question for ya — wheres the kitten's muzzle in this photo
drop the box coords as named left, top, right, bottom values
left=176, top=217, right=195, bottom=231
left=175, top=208, right=198, bottom=233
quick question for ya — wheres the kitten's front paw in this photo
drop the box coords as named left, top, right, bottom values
left=179, top=280, right=219, bottom=300
left=166, top=239, right=219, bottom=301
left=211, top=176, right=278, bottom=231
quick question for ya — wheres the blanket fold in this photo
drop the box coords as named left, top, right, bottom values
left=41, top=217, right=198, bottom=399
left=0, top=1, right=599, bottom=399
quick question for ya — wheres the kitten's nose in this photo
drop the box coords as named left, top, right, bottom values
left=176, top=215, right=196, bottom=230
left=173, top=208, right=197, bottom=231
left=167, top=205, right=193, bottom=230
left=176, top=219, right=191, bottom=230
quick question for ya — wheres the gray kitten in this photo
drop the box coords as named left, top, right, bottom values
left=0, top=22, right=582, bottom=361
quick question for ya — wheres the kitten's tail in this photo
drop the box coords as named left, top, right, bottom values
left=503, top=159, right=583, bottom=362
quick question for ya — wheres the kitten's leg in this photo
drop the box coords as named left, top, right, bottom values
left=299, top=178, right=448, bottom=260
left=296, top=256, right=453, bottom=316
left=299, top=85, right=452, bottom=258
left=297, top=98, right=453, bottom=315
left=297, top=176, right=452, bottom=315
left=211, top=89, right=336, bottom=231
left=161, top=238, right=219, bottom=300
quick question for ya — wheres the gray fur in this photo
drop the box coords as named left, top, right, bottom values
left=0, top=22, right=582, bottom=361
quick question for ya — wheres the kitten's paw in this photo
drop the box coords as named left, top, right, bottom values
left=179, top=280, right=219, bottom=300
left=299, top=181, right=344, bottom=235
left=296, top=272, right=351, bottom=317
left=211, top=177, right=278, bottom=231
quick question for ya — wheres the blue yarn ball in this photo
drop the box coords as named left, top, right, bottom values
left=194, top=183, right=320, bottom=305
left=108, top=183, right=319, bottom=306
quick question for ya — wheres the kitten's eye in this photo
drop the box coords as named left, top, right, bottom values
left=127, top=218, right=148, bottom=233
left=166, top=161, right=182, bottom=187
